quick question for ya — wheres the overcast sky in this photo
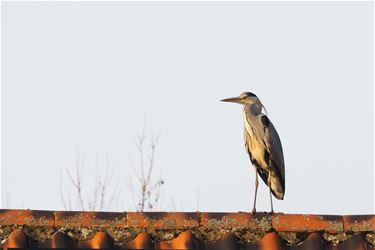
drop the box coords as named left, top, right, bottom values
left=2, top=1, right=374, bottom=214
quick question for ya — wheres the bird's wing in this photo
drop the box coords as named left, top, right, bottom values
left=244, top=129, right=270, bottom=183
left=244, top=106, right=284, bottom=175
left=259, top=114, right=285, bottom=192
left=243, top=105, right=285, bottom=199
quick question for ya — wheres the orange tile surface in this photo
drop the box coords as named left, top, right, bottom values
left=272, top=213, right=343, bottom=233
left=0, top=209, right=372, bottom=250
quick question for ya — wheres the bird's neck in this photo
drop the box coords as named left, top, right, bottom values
left=244, top=103, right=262, bottom=116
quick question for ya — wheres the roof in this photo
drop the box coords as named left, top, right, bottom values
left=0, top=209, right=373, bottom=249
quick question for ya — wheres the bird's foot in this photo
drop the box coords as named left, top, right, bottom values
left=252, top=208, right=257, bottom=214
left=269, top=209, right=274, bottom=214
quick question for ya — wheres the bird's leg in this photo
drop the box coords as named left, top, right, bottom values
left=269, top=187, right=274, bottom=213
left=252, top=166, right=259, bottom=214
left=267, top=175, right=274, bottom=214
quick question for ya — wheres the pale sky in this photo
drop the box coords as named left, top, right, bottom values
left=2, top=1, right=374, bottom=214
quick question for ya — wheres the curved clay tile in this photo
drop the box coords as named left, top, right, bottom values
left=198, top=232, right=239, bottom=250
left=1, top=229, right=28, bottom=248
left=79, top=231, right=114, bottom=249
left=39, top=231, right=74, bottom=249
left=327, top=234, right=367, bottom=250
left=124, top=232, right=154, bottom=249
left=156, top=231, right=197, bottom=249
left=258, top=232, right=282, bottom=250
left=283, top=233, right=325, bottom=250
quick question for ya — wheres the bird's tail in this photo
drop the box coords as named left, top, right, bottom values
left=269, top=161, right=285, bottom=200
left=270, top=173, right=284, bottom=200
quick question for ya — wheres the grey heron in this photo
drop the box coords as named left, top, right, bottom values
left=221, top=92, right=285, bottom=213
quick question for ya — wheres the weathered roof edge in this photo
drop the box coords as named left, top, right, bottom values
left=0, top=209, right=373, bottom=248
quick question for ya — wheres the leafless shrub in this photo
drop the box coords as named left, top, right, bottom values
left=60, top=146, right=121, bottom=211
left=129, top=128, right=164, bottom=212
left=60, top=127, right=165, bottom=212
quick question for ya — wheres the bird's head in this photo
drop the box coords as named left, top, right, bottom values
left=221, top=92, right=259, bottom=105
left=221, top=92, right=268, bottom=114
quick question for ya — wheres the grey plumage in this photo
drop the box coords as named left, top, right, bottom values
left=221, top=92, right=285, bottom=213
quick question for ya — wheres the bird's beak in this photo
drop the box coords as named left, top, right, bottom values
left=220, top=96, right=243, bottom=104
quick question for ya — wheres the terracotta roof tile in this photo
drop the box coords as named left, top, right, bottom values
left=47, top=231, right=74, bottom=249
left=326, top=234, right=367, bottom=250
left=259, top=232, right=283, bottom=250
left=54, top=211, right=126, bottom=228
left=123, top=232, right=154, bottom=249
left=343, top=215, right=375, bottom=232
left=199, top=212, right=271, bottom=231
left=283, top=232, right=325, bottom=250
left=79, top=231, right=115, bottom=249
left=127, top=212, right=198, bottom=229
left=0, top=209, right=373, bottom=250
left=272, top=213, right=343, bottom=233
left=0, top=209, right=54, bottom=226
left=1, top=229, right=28, bottom=248
left=156, top=231, right=197, bottom=249
left=198, top=232, right=239, bottom=250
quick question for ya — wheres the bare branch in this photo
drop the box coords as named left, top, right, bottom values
left=59, top=170, right=67, bottom=210
left=73, top=146, right=85, bottom=211
left=60, top=147, right=123, bottom=212
left=130, top=127, right=164, bottom=212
